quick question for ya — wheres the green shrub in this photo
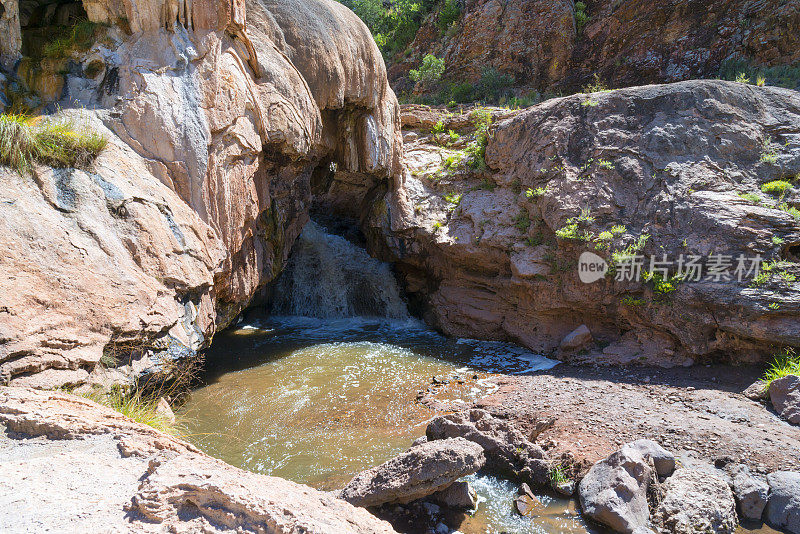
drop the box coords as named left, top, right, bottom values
left=574, top=1, right=589, bottom=34
left=0, top=113, right=107, bottom=174
left=718, top=58, right=800, bottom=90
left=40, top=20, right=105, bottom=59
left=475, top=67, right=515, bottom=102
left=739, top=192, right=762, bottom=204
left=763, top=348, right=800, bottom=387
left=343, top=0, right=426, bottom=59
left=410, top=54, right=446, bottom=86
left=466, top=108, right=492, bottom=169
left=436, top=0, right=461, bottom=33
left=761, top=180, right=792, bottom=195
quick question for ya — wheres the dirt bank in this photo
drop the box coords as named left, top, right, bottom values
left=474, top=364, right=800, bottom=475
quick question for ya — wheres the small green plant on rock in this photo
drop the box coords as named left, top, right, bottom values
left=79, top=388, right=181, bottom=435
left=735, top=72, right=751, bottom=84
left=574, top=1, right=590, bottom=34
left=760, top=137, right=779, bottom=165
left=763, top=348, right=800, bottom=387
left=514, top=211, right=531, bottom=232
left=525, top=186, right=547, bottom=199
left=549, top=463, right=569, bottom=486
left=739, top=192, right=763, bottom=205
left=761, top=180, right=793, bottom=196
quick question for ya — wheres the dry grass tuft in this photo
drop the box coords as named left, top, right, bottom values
left=0, top=113, right=107, bottom=174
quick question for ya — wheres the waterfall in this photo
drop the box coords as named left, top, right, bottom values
left=271, top=221, right=409, bottom=319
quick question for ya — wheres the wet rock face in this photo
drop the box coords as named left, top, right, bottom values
left=390, top=0, right=800, bottom=92
left=0, top=0, right=401, bottom=388
left=338, top=437, right=485, bottom=508
left=370, top=81, right=800, bottom=365
left=0, top=387, right=397, bottom=533
left=652, top=469, right=738, bottom=534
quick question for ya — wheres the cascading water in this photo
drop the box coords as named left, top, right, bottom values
left=182, top=220, right=577, bottom=534
left=270, top=221, right=409, bottom=319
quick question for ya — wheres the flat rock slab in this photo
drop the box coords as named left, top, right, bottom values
left=339, top=437, right=485, bottom=508
left=0, top=387, right=397, bottom=534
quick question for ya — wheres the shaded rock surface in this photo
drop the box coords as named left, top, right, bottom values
left=426, top=409, right=549, bottom=486
left=769, top=374, right=800, bottom=425
left=652, top=469, right=738, bottom=534
left=578, top=446, right=652, bottom=533
left=0, top=0, right=401, bottom=388
left=765, top=471, right=800, bottom=534
left=369, top=81, right=800, bottom=366
left=0, top=387, right=396, bottom=533
left=427, top=480, right=477, bottom=510
left=339, top=437, right=485, bottom=507
left=623, top=439, right=675, bottom=478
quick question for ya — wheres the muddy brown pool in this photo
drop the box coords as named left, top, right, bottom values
left=179, top=317, right=592, bottom=534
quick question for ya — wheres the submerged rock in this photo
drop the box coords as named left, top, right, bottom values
left=339, top=437, right=485, bottom=508
left=578, top=446, right=652, bottom=533
left=769, top=375, right=800, bottom=425
left=426, top=409, right=549, bottom=486
left=652, top=469, right=738, bottom=534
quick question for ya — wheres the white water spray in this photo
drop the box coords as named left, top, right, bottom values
left=271, top=221, right=409, bottom=319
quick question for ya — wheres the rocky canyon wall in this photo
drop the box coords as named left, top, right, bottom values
left=390, top=0, right=800, bottom=92
left=369, top=81, right=800, bottom=365
left=0, top=0, right=401, bottom=388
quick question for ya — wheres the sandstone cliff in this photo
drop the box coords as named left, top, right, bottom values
left=0, top=0, right=401, bottom=388
left=368, top=81, right=800, bottom=365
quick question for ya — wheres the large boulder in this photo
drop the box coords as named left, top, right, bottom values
left=765, top=471, right=800, bottom=534
left=578, top=446, right=652, bottom=533
left=0, top=0, right=402, bottom=389
left=338, top=437, right=485, bottom=508
left=652, top=469, right=738, bottom=534
left=426, top=409, right=549, bottom=486
left=769, top=375, right=800, bottom=425
left=732, top=467, right=769, bottom=522
left=369, top=81, right=800, bottom=366
left=0, top=387, right=397, bottom=533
